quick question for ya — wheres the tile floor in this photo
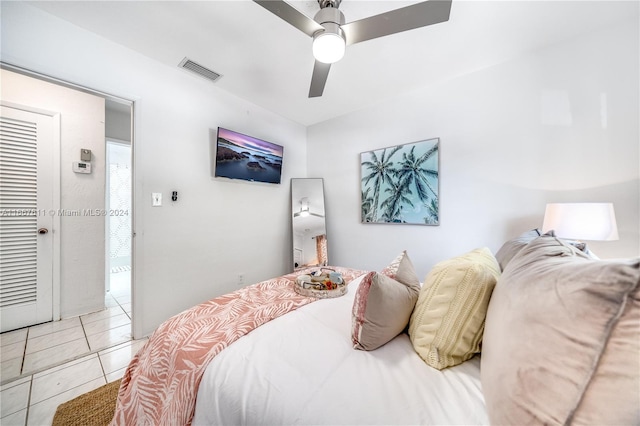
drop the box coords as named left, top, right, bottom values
left=0, top=271, right=147, bottom=425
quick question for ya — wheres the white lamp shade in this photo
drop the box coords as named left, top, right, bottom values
left=542, top=203, right=619, bottom=241
left=312, top=32, right=345, bottom=64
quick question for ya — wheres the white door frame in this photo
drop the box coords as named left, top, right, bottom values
left=1, top=100, right=62, bottom=322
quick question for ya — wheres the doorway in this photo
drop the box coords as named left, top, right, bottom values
left=105, top=139, right=132, bottom=318
left=0, top=68, right=138, bottom=380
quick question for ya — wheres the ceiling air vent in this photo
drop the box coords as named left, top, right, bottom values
left=178, top=57, right=222, bottom=83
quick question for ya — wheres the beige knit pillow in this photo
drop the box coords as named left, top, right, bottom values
left=408, top=248, right=500, bottom=370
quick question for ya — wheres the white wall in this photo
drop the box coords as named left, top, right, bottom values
left=1, top=69, right=107, bottom=318
left=105, top=105, right=131, bottom=143
left=1, top=2, right=307, bottom=337
left=308, top=19, right=640, bottom=280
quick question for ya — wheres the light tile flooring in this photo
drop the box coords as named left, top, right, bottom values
left=0, top=271, right=147, bottom=425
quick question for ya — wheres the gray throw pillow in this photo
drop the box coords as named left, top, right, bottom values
left=482, top=234, right=640, bottom=425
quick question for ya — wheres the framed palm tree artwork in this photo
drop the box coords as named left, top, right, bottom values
left=361, top=138, right=439, bottom=225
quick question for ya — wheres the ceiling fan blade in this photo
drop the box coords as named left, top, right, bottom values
left=341, top=0, right=452, bottom=46
left=253, top=0, right=323, bottom=38
left=309, top=61, right=331, bottom=98
left=293, top=212, right=325, bottom=218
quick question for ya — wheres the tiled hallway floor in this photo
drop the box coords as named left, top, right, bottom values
left=0, top=271, right=146, bottom=425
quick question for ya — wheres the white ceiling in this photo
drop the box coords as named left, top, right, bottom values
left=29, top=1, right=638, bottom=126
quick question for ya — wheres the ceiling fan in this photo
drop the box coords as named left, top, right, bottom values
left=294, top=197, right=325, bottom=218
left=254, top=0, right=452, bottom=98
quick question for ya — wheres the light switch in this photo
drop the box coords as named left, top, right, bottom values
left=152, top=192, right=162, bottom=206
left=81, top=149, right=92, bottom=162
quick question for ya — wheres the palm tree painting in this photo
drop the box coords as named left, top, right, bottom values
left=361, top=138, right=439, bottom=225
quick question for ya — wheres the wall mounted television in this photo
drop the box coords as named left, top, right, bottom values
left=214, top=127, right=284, bottom=184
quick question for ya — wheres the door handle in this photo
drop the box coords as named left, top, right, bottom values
left=38, top=228, right=49, bottom=235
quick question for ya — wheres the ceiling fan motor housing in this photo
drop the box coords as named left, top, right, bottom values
left=318, top=0, right=341, bottom=9
left=313, top=7, right=346, bottom=44
left=313, top=6, right=346, bottom=33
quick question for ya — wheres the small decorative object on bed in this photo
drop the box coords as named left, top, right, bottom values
left=294, top=268, right=346, bottom=298
left=361, top=137, right=439, bottom=225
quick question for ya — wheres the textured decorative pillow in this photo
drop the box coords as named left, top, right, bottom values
left=352, top=270, right=420, bottom=351
left=380, top=250, right=421, bottom=288
left=408, top=247, right=500, bottom=370
left=494, top=228, right=541, bottom=271
left=544, top=230, right=600, bottom=259
left=481, top=235, right=640, bottom=425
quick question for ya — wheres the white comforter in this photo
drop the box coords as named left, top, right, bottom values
left=192, top=274, right=488, bottom=425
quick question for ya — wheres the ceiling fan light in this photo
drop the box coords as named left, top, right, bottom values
left=313, top=29, right=345, bottom=64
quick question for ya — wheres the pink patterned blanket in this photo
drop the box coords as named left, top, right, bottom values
left=111, top=267, right=366, bottom=425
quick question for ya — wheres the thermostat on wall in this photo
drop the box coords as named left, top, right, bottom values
left=73, top=161, right=92, bottom=174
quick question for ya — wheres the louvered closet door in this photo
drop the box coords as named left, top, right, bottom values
left=0, top=105, right=54, bottom=332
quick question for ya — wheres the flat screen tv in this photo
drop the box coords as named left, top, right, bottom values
left=214, top=127, right=284, bottom=184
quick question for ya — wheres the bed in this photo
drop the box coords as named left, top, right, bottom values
left=111, top=232, right=640, bottom=426
left=192, top=272, right=487, bottom=425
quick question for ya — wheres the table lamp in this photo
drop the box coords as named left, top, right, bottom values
left=541, top=203, right=619, bottom=241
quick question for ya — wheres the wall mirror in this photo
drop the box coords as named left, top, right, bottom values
left=291, top=178, right=327, bottom=270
